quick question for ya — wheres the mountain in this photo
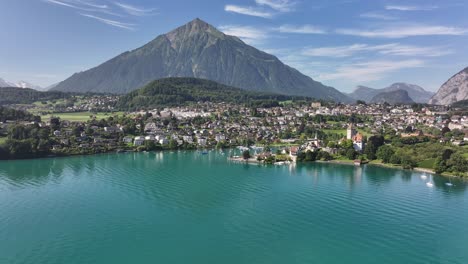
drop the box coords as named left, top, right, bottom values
left=0, top=78, right=15, bottom=87
left=0, top=77, right=43, bottom=90
left=384, top=83, right=433, bottom=103
left=52, top=18, right=350, bottom=102
left=348, top=83, right=433, bottom=103
left=347, top=86, right=380, bottom=103
left=16, top=80, right=43, bottom=90
left=428, top=67, right=468, bottom=105
left=370, top=89, right=415, bottom=105
left=116, top=77, right=313, bottom=110
left=45, top=82, right=59, bottom=91
left=0, top=87, right=70, bottom=105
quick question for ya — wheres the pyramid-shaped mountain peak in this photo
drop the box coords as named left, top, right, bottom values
left=189, top=18, right=209, bottom=27
left=52, top=19, right=351, bottom=102
left=166, top=18, right=219, bottom=37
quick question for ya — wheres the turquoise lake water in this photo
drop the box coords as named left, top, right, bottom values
left=0, top=151, right=467, bottom=264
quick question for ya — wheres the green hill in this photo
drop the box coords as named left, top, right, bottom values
left=0, top=87, right=71, bottom=105
left=116, top=77, right=313, bottom=110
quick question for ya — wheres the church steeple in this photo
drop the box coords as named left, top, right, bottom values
left=347, top=123, right=356, bottom=140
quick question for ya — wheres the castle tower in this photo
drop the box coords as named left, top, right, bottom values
left=347, top=123, right=356, bottom=140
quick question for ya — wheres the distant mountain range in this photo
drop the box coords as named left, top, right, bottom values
left=370, top=89, right=415, bottom=105
left=0, top=87, right=70, bottom=105
left=348, top=83, right=433, bottom=104
left=0, top=77, right=43, bottom=91
left=52, top=18, right=351, bottom=103
left=429, top=67, right=468, bottom=105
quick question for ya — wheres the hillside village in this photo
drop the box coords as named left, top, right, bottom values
left=3, top=101, right=468, bottom=151
left=1, top=99, right=467, bottom=176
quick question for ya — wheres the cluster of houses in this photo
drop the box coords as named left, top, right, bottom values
left=10, top=95, right=119, bottom=115
left=2, top=101, right=468, bottom=154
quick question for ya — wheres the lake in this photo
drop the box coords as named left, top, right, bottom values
left=0, top=151, right=467, bottom=264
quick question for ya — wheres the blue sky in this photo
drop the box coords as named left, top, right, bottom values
left=1, top=0, right=467, bottom=92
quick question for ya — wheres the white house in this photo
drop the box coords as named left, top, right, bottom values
left=104, top=126, right=119, bottom=133
left=122, top=136, right=133, bottom=143
left=215, top=134, right=226, bottom=142
left=198, top=137, right=207, bottom=146
left=145, top=135, right=155, bottom=141
left=183, top=136, right=193, bottom=144
left=134, top=136, right=145, bottom=146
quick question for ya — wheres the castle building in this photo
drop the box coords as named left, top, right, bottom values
left=347, top=124, right=357, bottom=140
left=352, top=133, right=364, bottom=152
left=347, top=123, right=364, bottom=152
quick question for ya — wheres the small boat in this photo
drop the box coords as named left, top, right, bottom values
left=445, top=177, right=454, bottom=187
left=426, top=175, right=434, bottom=188
left=201, top=151, right=208, bottom=155
left=420, top=173, right=427, bottom=180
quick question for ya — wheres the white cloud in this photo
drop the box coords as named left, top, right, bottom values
left=255, top=0, right=296, bottom=12
left=360, top=12, right=397, bottom=20
left=318, top=60, right=425, bottom=82
left=385, top=5, right=438, bottom=11
left=377, top=44, right=452, bottom=57
left=218, top=25, right=269, bottom=44
left=43, top=0, right=156, bottom=29
left=303, top=43, right=452, bottom=57
left=336, top=25, right=468, bottom=38
left=44, top=0, right=86, bottom=10
left=74, top=0, right=108, bottom=9
left=224, top=5, right=273, bottom=18
left=275, top=24, right=326, bottom=34
left=79, top=13, right=135, bottom=30
left=225, top=0, right=295, bottom=18
left=303, top=44, right=388, bottom=57
left=44, top=0, right=115, bottom=14
left=115, top=2, right=156, bottom=16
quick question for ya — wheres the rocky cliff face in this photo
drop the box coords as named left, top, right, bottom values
left=52, top=18, right=350, bottom=102
left=429, top=67, right=468, bottom=105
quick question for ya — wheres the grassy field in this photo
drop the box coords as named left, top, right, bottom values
left=418, top=158, right=436, bottom=169
left=322, top=129, right=346, bottom=135
left=322, top=128, right=371, bottom=137
left=356, top=129, right=372, bottom=137
left=40, top=112, right=125, bottom=122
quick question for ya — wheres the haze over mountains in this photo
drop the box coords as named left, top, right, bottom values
left=429, top=67, right=468, bottom=105
left=348, top=83, right=433, bottom=104
left=370, top=90, right=415, bottom=105
left=52, top=18, right=351, bottom=103
left=0, top=78, right=43, bottom=91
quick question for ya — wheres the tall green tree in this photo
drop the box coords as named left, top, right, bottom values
left=242, top=150, right=251, bottom=160
left=377, top=145, right=394, bottom=163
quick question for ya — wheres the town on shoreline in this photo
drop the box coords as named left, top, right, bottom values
left=1, top=98, right=467, bottom=177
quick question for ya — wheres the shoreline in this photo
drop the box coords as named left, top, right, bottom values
left=2, top=149, right=466, bottom=179
left=315, top=159, right=465, bottom=179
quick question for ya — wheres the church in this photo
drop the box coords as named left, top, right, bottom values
left=347, top=124, right=365, bottom=152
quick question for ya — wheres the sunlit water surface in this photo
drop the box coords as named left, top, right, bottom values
left=0, top=151, right=467, bottom=264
